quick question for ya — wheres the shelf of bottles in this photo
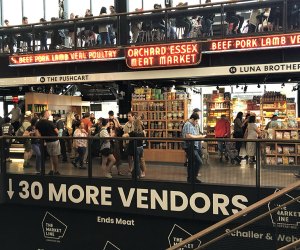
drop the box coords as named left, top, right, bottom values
left=82, top=106, right=90, bottom=114
left=131, top=87, right=188, bottom=152
left=27, top=104, right=47, bottom=113
left=203, top=89, right=231, bottom=153
left=261, top=92, right=287, bottom=127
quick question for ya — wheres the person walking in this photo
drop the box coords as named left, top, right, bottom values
left=182, top=113, right=205, bottom=183
left=72, top=121, right=88, bottom=169
left=1, top=116, right=14, bottom=161
left=123, top=111, right=135, bottom=174
left=123, top=119, right=145, bottom=179
left=108, top=119, right=123, bottom=175
left=99, top=119, right=116, bottom=178
left=35, top=110, right=61, bottom=175
left=245, top=115, right=260, bottom=164
left=8, top=103, right=21, bottom=133
left=215, top=114, right=231, bottom=162
left=233, top=112, right=247, bottom=156
left=24, top=117, right=41, bottom=173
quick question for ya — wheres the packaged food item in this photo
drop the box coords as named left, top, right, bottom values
left=283, top=132, right=291, bottom=140
left=283, top=157, right=289, bottom=165
left=287, top=118, right=297, bottom=128
left=276, top=131, right=283, bottom=139
left=277, top=157, right=283, bottom=165
left=282, top=147, right=290, bottom=155
left=277, top=146, right=283, bottom=154
left=271, top=157, right=276, bottom=165
left=288, top=157, right=295, bottom=165
left=291, top=131, right=298, bottom=139
left=266, top=146, right=271, bottom=154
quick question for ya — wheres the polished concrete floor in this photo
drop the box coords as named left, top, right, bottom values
left=4, top=154, right=300, bottom=188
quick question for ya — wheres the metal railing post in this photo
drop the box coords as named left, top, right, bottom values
left=40, top=139, right=45, bottom=176
left=256, top=141, right=261, bottom=195
left=73, top=20, right=77, bottom=50
left=283, top=0, right=287, bottom=33
left=220, top=3, right=225, bottom=39
left=32, top=25, right=35, bottom=53
left=133, top=139, right=139, bottom=181
left=0, top=137, right=5, bottom=174
left=188, top=140, right=195, bottom=184
left=164, top=9, right=168, bottom=43
left=88, top=138, right=92, bottom=178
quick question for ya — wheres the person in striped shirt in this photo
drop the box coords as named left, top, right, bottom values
left=72, top=121, right=88, bottom=169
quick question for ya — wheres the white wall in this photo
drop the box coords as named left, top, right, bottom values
left=92, top=101, right=118, bottom=119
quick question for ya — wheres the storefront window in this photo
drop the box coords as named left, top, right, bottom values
left=23, top=0, right=44, bottom=23
left=91, top=0, right=114, bottom=16
left=143, top=0, right=165, bottom=11
left=67, top=0, right=90, bottom=17
left=45, top=0, right=59, bottom=20
left=128, top=0, right=142, bottom=12
left=2, top=0, right=22, bottom=25
left=172, top=0, right=201, bottom=7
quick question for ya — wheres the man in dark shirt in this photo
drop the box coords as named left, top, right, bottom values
left=55, top=114, right=68, bottom=162
left=35, top=110, right=60, bottom=175
left=1, top=116, right=14, bottom=161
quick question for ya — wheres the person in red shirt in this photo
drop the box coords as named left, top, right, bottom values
left=215, top=114, right=231, bottom=162
left=81, top=112, right=93, bottom=133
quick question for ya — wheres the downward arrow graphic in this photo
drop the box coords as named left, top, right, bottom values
left=7, top=178, right=14, bottom=199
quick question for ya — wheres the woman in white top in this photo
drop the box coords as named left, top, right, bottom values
left=72, top=121, right=88, bottom=169
left=246, top=115, right=260, bottom=163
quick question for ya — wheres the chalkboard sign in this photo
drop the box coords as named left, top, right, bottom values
left=90, top=104, right=102, bottom=111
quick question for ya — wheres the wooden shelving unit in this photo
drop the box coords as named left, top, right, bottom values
left=261, top=92, right=287, bottom=128
left=264, top=128, right=300, bottom=167
left=25, top=93, right=89, bottom=118
left=203, top=91, right=231, bottom=153
left=132, top=97, right=188, bottom=163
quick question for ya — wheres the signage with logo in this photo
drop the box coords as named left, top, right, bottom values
left=4, top=176, right=254, bottom=220
left=206, top=33, right=300, bottom=53
left=125, top=42, right=201, bottom=69
left=9, top=48, right=123, bottom=66
left=0, top=202, right=299, bottom=250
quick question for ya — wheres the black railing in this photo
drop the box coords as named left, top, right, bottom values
left=0, top=0, right=299, bottom=54
left=1, top=136, right=299, bottom=189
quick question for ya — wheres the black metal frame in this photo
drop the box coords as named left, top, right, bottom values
left=1, top=135, right=299, bottom=189
left=0, top=0, right=299, bottom=54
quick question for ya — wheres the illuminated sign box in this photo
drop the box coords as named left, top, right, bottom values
left=208, top=33, right=300, bottom=52
left=125, top=42, right=201, bottom=69
left=9, top=48, right=123, bottom=66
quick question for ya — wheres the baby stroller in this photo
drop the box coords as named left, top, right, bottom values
left=225, top=142, right=242, bottom=165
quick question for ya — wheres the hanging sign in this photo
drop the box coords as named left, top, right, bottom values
left=9, top=48, right=123, bottom=66
left=125, top=42, right=201, bottom=69
left=206, top=33, right=300, bottom=52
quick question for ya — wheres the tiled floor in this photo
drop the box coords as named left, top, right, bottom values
left=4, top=155, right=300, bottom=188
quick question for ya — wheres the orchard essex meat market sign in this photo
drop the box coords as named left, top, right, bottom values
left=125, top=42, right=201, bottom=69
